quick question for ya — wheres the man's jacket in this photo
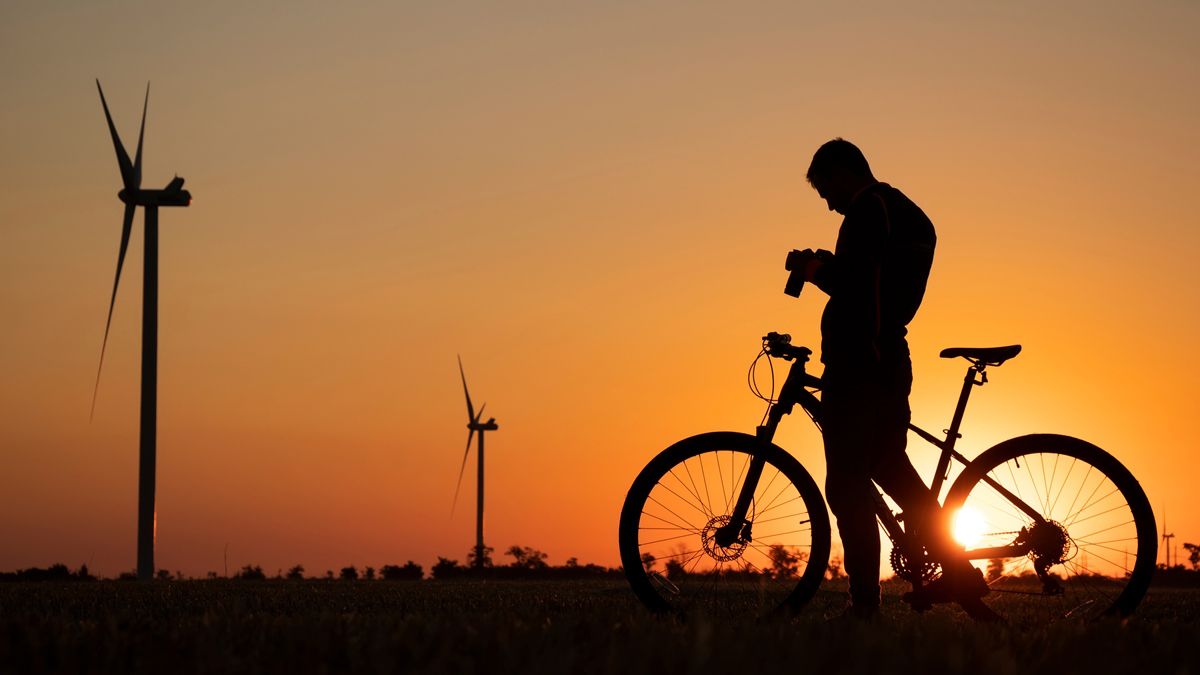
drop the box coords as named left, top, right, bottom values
left=811, top=182, right=936, bottom=367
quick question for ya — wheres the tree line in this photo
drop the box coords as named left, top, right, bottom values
left=10, top=541, right=1200, bottom=582
left=0, top=545, right=620, bottom=582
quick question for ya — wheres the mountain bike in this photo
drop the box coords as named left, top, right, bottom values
left=618, top=332, right=1156, bottom=621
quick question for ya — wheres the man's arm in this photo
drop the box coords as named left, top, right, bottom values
left=810, top=195, right=889, bottom=361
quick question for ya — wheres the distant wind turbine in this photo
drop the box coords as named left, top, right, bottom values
left=1162, top=506, right=1175, bottom=568
left=91, top=80, right=192, bottom=581
left=452, top=356, right=498, bottom=570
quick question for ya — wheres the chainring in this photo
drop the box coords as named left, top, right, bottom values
left=889, top=547, right=941, bottom=584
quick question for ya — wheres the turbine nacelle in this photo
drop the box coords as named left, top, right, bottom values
left=118, top=176, right=192, bottom=208
left=469, top=418, right=498, bottom=431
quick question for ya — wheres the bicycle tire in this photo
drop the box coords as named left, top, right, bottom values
left=944, top=434, right=1156, bottom=620
left=619, top=431, right=831, bottom=617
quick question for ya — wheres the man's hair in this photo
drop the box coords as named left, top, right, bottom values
left=806, top=138, right=873, bottom=185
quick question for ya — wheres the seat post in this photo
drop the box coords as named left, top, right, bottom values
left=930, top=362, right=985, bottom=494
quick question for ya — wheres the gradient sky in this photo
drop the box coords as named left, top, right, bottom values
left=2, top=1, right=1197, bottom=577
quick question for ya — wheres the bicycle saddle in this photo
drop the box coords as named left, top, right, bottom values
left=938, top=345, right=1022, bottom=366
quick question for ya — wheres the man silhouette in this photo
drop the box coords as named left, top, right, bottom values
left=799, top=138, right=994, bottom=619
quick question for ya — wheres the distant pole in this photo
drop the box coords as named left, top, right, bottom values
left=475, top=431, right=485, bottom=569
left=137, top=205, right=159, bottom=581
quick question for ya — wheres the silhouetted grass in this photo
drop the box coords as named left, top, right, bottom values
left=0, top=580, right=1196, bottom=674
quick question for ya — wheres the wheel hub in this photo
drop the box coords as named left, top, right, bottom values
left=701, top=515, right=748, bottom=562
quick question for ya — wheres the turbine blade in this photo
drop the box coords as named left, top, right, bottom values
left=133, top=82, right=148, bottom=189
left=457, top=354, right=475, bottom=422
left=96, top=80, right=135, bottom=190
left=475, top=403, right=486, bottom=424
left=450, top=428, right=476, bottom=517
left=90, top=201, right=136, bottom=421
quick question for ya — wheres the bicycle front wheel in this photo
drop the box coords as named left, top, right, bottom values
left=618, top=432, right=831, bottom=617
left=944, top=434, right=1156, bottom=621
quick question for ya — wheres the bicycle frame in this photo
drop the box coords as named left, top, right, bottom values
left=718, top=348, right=1049, bottom=567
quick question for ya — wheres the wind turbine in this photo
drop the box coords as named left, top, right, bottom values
left=452, top=356, right=498, bottom=570
left=91, top=80, right=191, bottom=581
left=1162, top=507, right=1175, bottom=568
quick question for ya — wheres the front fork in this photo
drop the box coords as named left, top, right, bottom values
left=714, top=360, right=818, bottom=548
left=714, top=455, right=767, bottom=548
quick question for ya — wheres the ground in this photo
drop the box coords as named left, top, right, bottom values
left=1, top=580, right=1197, bottom=674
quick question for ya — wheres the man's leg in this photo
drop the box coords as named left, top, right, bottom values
left=822, top=380, right=885, bottom=611
left=872, top=448, right=949, bottom=558
left=863, top=355, right=961, bottom=566
left=871, top=432, right=993, bottom=615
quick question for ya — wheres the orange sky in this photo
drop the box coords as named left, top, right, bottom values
left=2, top=2, right=1198, bottom=578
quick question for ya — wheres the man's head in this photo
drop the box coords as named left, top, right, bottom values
left=806, top=138, right=876, bottom=215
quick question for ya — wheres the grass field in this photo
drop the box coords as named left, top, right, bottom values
left=1, top=579, right=1197, bottom=674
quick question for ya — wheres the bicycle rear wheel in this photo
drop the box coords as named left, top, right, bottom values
left=944, top=434, right=1156, bottom=621
left=618, top=432, right=831, bottom=617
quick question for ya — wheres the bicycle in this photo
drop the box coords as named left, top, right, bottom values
left=618, top=332, right=1157, bottom=621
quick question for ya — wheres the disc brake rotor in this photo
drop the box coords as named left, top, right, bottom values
left=701, top=515, right=748, bottom=562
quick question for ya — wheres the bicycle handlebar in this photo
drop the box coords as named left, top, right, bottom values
left=762, top=331, right=812, bottom=362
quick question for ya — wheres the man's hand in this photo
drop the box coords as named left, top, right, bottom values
left=803, top=255, right=823, bottom=282
left=784, top=248, right=834, bottom=297
left=804, top=249, right=832, bottom=282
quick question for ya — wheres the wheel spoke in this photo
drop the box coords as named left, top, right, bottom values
left=1048, top=456, right=1078, bottom=516
left=681, top=461, right=711, bottom=520
left=751, top=528, right=812, bottom=539
left=758, top=484, right=799, bottom=516
left=1072, top=518, right=1136, bottom=542
left=640, top=531, right=701, bottom=547
left=1064, top=488, right=1122, bottom=527
left=640, top=509, right=700, bottom=533
left=646, top=495, right=703, bottom=534
left=752, top=511, right=809, bottom=525
left=756, top=495, right=807, bottom=521
left=716, top=452, right=729, bottom=514
left=700, top=455, right=714, bottom=519
left=656, top=479, right=712, bottom=521
left=668, top=467, right=712, bottom=519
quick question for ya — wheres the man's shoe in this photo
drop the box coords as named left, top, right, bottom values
left=901, top=566, right=990, bottom=611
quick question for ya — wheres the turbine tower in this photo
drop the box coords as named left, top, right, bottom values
left=1162, top=507, right=1175, bottom=568
left=91, top=80, right=191, bottom=581
left=452, top=356, right=498, bottom=570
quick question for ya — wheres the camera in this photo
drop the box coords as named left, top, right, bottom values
left=783, top=248, right=831, bottom=297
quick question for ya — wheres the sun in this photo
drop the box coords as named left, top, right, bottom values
left=952, top=507, right=987, bottom=548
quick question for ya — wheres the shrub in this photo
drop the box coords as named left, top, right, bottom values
left=236, top=565, right=266, bottom=581
left=432, top=558, right=465, bottom=580
left=381, top=562, right=423, bottom=581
